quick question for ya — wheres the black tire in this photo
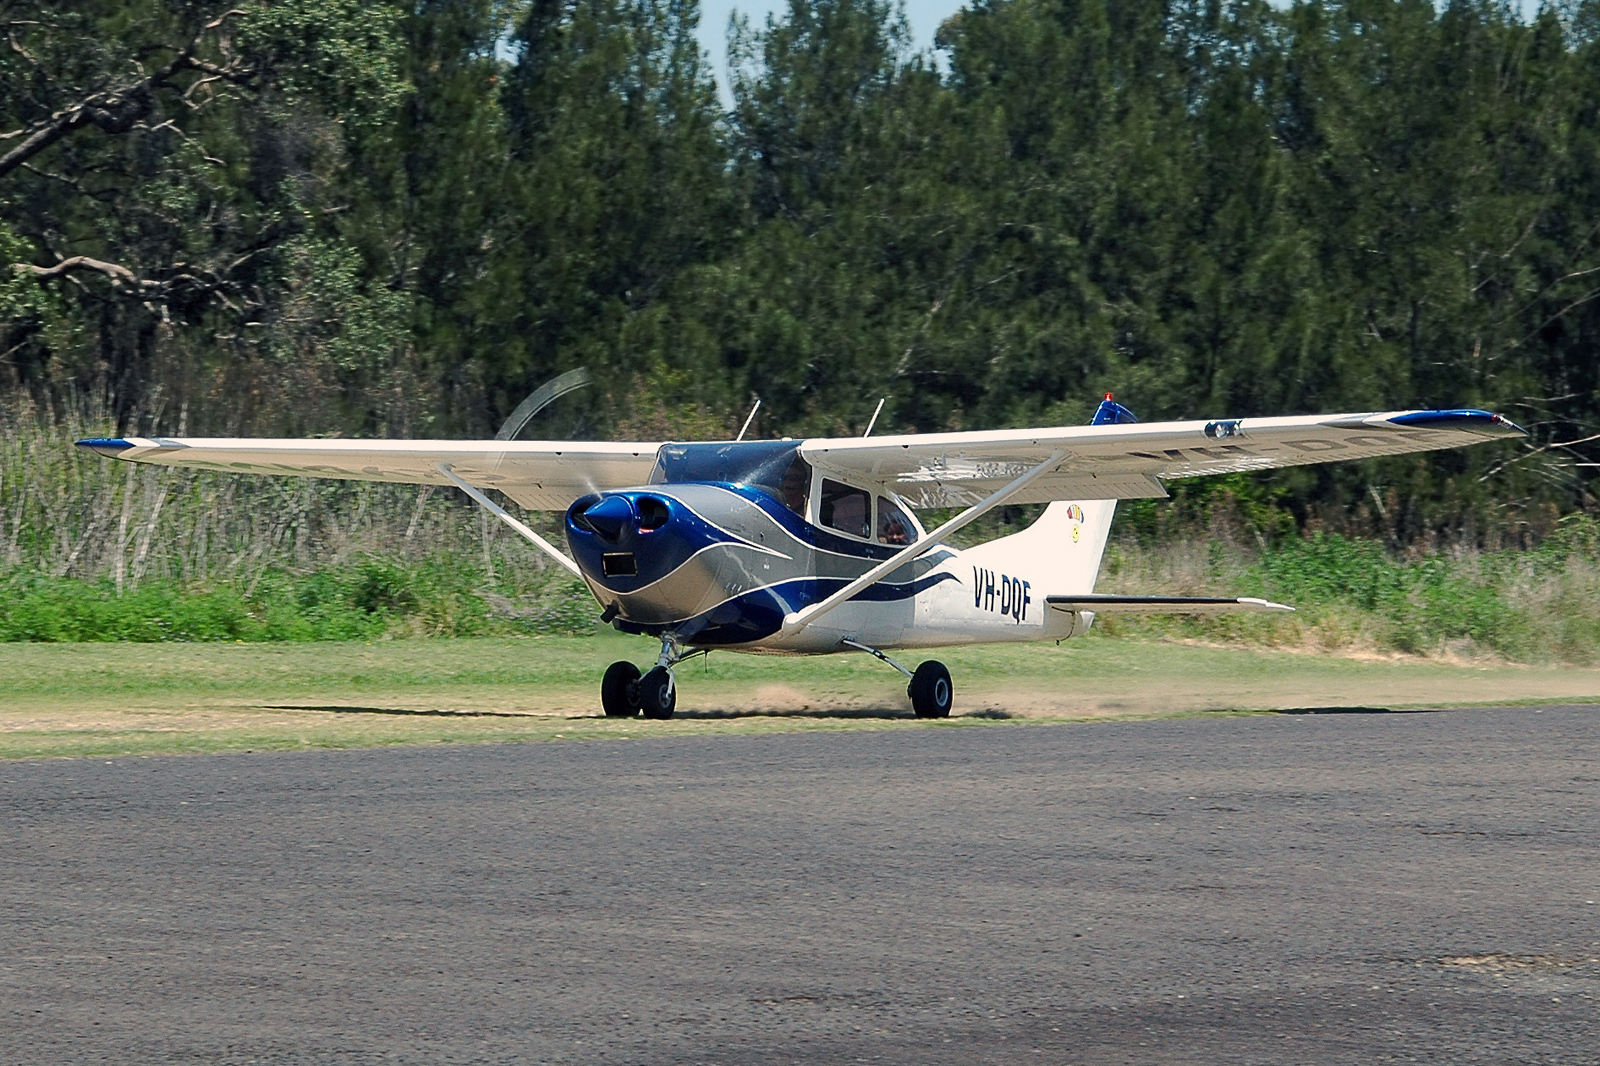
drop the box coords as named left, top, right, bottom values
left=638, top=666, right=677, bottom=720
left=909, top=660, right=953, bottom=718
left=600, top=660, right=642, bottom=717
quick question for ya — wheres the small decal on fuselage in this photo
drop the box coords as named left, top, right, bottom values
left=972, top=567, right=1031, bottom=623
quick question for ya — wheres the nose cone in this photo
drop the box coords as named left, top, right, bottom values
left=566, top=491, right=702, bottom=602
left=580, top=495, right=635, bottom=540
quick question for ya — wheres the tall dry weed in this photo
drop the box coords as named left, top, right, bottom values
left=0, top=397, right=571, bottom=591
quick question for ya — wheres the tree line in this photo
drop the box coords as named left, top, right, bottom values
left=3, top=0, right=1598, bottom=543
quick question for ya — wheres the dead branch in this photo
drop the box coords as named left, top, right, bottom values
left=0, top=9, right=254, bottom=180
left=1478, top=432, right=1600, bottom=482
left=23, top=255, right=142, bottom=287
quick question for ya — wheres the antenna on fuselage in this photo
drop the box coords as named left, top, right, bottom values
left=862, top=397, right=886, bottom=438
left=495, top=367, right=591, bottom=441
left=735, top=397, right=761, bottom=441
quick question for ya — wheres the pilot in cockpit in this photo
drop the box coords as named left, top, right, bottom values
left=780, top=456, right=811, bottom=515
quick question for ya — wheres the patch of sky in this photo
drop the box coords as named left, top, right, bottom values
left=693, top=0, right=1549, bottom=109
left=496, top=0, right=1555, bottom=110
left=699, top=0, right=965, bottom=107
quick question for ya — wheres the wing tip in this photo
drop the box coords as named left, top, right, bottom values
left=1388, top=410, right=1528, bottom=437
left=75, top=437, right=136, bottom=458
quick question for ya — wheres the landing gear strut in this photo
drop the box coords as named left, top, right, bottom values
left=841, top=638, right=953, bottom=718
left=600, top=636, right=685, bottom=720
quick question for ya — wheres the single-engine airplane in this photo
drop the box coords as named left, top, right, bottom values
left=78, top=396, right=1524, bottom=719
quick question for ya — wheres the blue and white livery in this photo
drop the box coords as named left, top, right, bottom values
left=79, top=398, right=1524, bottom=718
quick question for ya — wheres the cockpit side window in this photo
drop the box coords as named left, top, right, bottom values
left=777, top=454, right=811, bottom=516
left=876, top=496, right=917, bottom=545
left=819, top=479, right=871, bottom=539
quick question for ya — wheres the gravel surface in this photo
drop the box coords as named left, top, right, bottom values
left=3, top=705, right=1598, bottom=1064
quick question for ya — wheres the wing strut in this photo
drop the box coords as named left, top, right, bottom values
left=780, top=450, right=1068, bottom=637
left=435, top=463, right=582, bottom=577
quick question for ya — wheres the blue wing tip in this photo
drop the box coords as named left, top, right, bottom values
left=75, top=437, right=135, bottom=457
left=1390, top=410, right=1527, bottom=437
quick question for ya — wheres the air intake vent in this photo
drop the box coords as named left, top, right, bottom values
left=636, top=495, right=670, bottom=531
left=601, top=553, right=638, bottom=577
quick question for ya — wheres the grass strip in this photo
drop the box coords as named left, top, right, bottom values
left=5, top=632, right=1599, bottom=760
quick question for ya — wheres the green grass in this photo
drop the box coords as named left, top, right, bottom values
left=5, top=631, right=1599, bottom=761
left=0, top=555, right=595, bottom=642
left=1096, top=521, right=1600, bottom=663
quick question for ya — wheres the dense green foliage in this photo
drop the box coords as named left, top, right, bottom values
left=2, top=0, right=1597, bottom=539
left=0, top=555, right=595, bottom=642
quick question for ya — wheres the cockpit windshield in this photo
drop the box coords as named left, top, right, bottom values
left=650, top=440, right=813, bottom=516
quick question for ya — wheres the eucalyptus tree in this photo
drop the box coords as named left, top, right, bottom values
left=0, top=0, right=406, bottom=431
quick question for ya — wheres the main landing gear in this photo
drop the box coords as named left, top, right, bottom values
left=907, top=660, right=953, bottom=718
left=601, top=637, right=685, bottom=720
left=841, top=639, right=953, bottom=718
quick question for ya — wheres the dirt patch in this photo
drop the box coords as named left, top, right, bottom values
left=978, top=671, right=1600, bottom=720
left=1437, top=954, right=1587, bottom=973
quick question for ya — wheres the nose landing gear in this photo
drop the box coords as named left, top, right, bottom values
left=600, top=636, right=684, bottom=719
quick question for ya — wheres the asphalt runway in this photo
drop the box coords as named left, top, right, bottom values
left=2, top=706, right=1598, bottom=1065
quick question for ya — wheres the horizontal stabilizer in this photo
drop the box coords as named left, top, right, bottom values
left=1045, top=594, right=1294, bottom=615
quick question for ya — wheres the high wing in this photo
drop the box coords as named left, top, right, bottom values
left=800, top=409, right=1524, bottom=507
left=77, top=408, right=1524, bottom=512
left=75, top=437, right=662, bottom=510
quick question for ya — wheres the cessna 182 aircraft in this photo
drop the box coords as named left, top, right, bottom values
left=77, top=397, right=1523, bottom=719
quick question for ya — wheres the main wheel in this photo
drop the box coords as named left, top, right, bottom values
left=909, top=660, right=953, bottom=718
left=600, top=660, right=642, bottom=717
left=638, top=666, right=677, bottom=720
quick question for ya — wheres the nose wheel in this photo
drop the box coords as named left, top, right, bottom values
left=637, top=666, right=677, bottom=719
left=600, top=661, right=642, bottom=717
left=600, top=637, right=683, bottom=719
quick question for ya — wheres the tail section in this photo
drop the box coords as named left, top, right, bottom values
left=985, top=498, right=1117, bottom=595
left=1089, top=394, right=1140, bottom=427
left=945, top=394, right=1297, bottom=641
left=986, top=395, right=1298, bottom=627
left=964, top=394, right=1134, bottom=594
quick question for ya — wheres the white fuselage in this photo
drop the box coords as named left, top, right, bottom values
left=738, top=499, right=1117, bottom=655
